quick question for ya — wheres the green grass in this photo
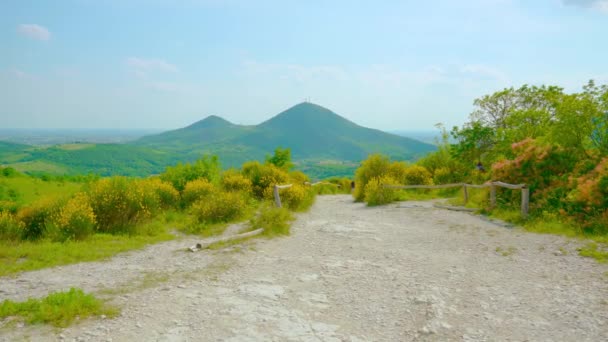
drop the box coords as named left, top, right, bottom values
left=0, top=174, right=82, bottom=206
left=0, top=232, right=174, bottom=277
left=57, top=144, right=95, bottom=151
left=8, top=161, right=69, bottom=175
left=0, top=288, right=117, bottom=327
left=578, top=243, right=608, bottom=263
left=251, top=205, right=294, bottom=237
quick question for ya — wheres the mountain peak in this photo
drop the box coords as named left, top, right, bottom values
left=260, top=102, right=356, bottom=130
left=187, top=115, right=233, bottom=129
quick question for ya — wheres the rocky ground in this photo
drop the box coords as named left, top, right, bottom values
left=1, top=195, right=607, bottom=341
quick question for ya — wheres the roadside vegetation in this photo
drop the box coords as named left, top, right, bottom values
left=0, top=288, right=117, bottom=327
left=0, top=147, right=318, bottom=277
left=354, top=80, right=608, bottom=262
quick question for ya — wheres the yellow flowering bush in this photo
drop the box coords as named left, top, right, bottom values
left=190, top=190, right=246, bottom=223
left=403, top=165, right=433, bottom=185
left=280, top=184, right=314, bottom=211
left=87, top=177, right=157, bottom=233
left=142, top=178, right=179, bottom=209
left=289, top=170, right=310, bottom=185
left=364, top=175, right=399, bottom=206
left=182, top=179, right=217, bottom=207
left=354, top=154, right=391, bottom=202
left=221, top=171, right=253, bottom=194
left=242, top=161, right=289, bottom=199
left=0, top=211, right=23, bottom=241
left=17, top=197, right=63, bottom=240
left=55, top=192, right=97, bottom=241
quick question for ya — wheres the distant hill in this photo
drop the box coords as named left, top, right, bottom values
left=1, top=103, right=436, bottom=177
left=133, top=102, right=436, bottom=167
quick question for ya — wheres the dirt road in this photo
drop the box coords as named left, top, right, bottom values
left=2, top=195, right=608, bottom=341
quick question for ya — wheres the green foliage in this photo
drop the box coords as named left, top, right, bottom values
left=0, top=288, right=117, bottom=327
left=266, top=147, right=294, bottom=170
left=160, top=155, right=221, bottom=192
left=252, top=205, right=294, bottom=237
left=578, top=243, right=608, bottom=263
left=450, top=121, right=496, bottom=165
left=189, top=191, right=247, bottom=224
left=1, top=167, right=19, bottom=177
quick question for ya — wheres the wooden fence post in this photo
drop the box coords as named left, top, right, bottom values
left=490, top=184, right=496, bottom=208
left=273, top=185, right=282, bottom=208
left=463, top=184, right=469, bottom=204
left=521, top=187, right=529, bottom=218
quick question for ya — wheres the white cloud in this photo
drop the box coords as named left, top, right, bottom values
left=460, top=64, right=508, bottom=82
left=243, top=60, right=348, bottom=83
left=126, top=57, right=178, bottom=73
left=563, top=0, right=608, bottom=12
left=17, top=24, right=51, bottom=41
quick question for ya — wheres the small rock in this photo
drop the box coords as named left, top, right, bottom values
left=136, top=323, right=142, bottom=328
left=177, top=284, right=186, bottom=289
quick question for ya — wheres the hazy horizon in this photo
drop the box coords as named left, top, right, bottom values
left=2, top=0, right=608, bottom=131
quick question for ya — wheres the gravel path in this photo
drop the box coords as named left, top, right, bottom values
left=1, top=195, right=608, bottom=341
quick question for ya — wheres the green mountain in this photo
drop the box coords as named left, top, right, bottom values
left=1, top=103, right=435, bottom=178
left=133, top=102, right=435, bottom=166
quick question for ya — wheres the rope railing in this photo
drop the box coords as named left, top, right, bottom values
left=384, top=181, right=530, bottom=217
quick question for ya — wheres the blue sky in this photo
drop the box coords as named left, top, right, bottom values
left=1, top=0, right=607, bottom=131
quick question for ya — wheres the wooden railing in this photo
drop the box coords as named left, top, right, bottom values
left=273, top=184, right=293, bottom=208
left=384, top=181, right=530, bottom=217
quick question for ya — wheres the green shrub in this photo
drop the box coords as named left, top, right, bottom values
left=182, top=179, right=217, bottom=207
left=252, top=205, right=294, bottom=237
left=55, top=193, right=97, bottom=241
left=1, top=167, right=18, bottom=178
left=160, top=155, right=221, bottom=192
left=364, top=175, right=399, bottom=206
left=432, top=167, right=453, bottom=184
left=0, top=211, right=23, bottom=241
left=190, top=191, right=246, bottom=224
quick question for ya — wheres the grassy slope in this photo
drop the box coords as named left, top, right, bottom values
left=0, top=173, right=82, bottom=205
